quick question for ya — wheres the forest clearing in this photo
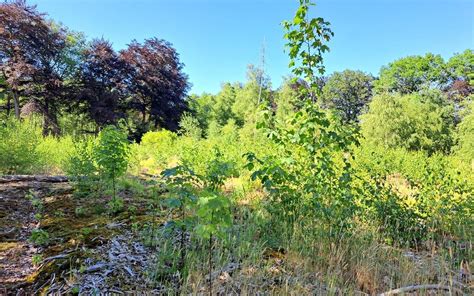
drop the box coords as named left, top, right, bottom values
left=0, top=0, right=473, bottom=295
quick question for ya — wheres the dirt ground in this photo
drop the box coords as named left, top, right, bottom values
left=0, top=176, right=162, bottom=295
left=0, top=176, right=71, bottom=295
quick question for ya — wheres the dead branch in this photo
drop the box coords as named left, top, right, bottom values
left=379, top=284, right=463, bottom=296
left=41, top=249, right=75, bottom=264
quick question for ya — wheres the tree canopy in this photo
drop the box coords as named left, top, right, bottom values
left=321, top=70, right=374, bottom=123
left=0, top=0, right=189, bottom=137
left=361, top=90, right=454, bottom=154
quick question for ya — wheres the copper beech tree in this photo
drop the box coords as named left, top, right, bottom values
left=120, top=38, right=189, bottom=133
left=76, top=39, right=128, bottom=129
left=0, top=0, right=189, bottom=138
left=0, top=0, right=70, bottom=135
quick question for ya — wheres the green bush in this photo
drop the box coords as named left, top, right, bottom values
left=29, top=229, right=50, bottom=246
left=246, top=104, right=359, bottom=244
left=454, top=101, right=474, bottom=165
left=129, top=129, right=177, bottom=175
left=0, top=117, right=42, bottom=174
left=95, top=126, right=130, bottom=200
left=67, top=138, right=100, bottom=198
left=0, top=117, right=76, bottom=174
left=67, top=125, right=130, bottom=202
left=36, top=134, right=75, bottom=174
left=355, top=144, right=474, bottom=245
left=360, top=91, right=454, bottom=154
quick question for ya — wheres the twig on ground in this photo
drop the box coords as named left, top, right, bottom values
left=378, top=284, right=463, bottom=296
left=41, top=250, right=74, bottom=263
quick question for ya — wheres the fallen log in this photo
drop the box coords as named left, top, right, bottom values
left=0, top=175, right=69, bottom=184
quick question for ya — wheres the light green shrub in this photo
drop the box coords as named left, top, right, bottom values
left=129, top=130, right=177, bottom=175
left=36, top=135, right=75, bottom=174
left=360, top=91, right=454, bottom=154
left=0, top=117, right=42, bottom=174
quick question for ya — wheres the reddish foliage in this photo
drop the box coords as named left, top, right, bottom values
left=120, top=38, right=189, bottom=131
left=0, top=0, right=68, bottom=135
left=1, top=1, right=190, bottom=137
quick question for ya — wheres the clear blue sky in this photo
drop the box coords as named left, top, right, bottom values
left=32, top=0, right=473, bottom=95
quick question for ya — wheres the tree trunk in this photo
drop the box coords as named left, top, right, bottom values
left=6, top=93, right=11, bottom=116
left=12, top=91, right=20, bottom=119
left=142, top=109, right=146, bottom=124
left=42, top=99, right=61, bottom=137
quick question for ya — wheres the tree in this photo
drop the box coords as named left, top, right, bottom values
left=211, top=82, right=237, bottom=126
left=77, top=39, right=127, bottom=129
left=321, top=69, right=374, bottom=123
left=245, top=0, right=359, bottom=242
left=232, top=64, right=272, bottom=125
left=120, top=38, right=189, bottom=133
left=274, top=76, right=306, bottom=122
left=282, top=0, right=333, bottom=99
left=375, top=53, right=447, bottom=94
left=360, top=90, right=454, bottom=154
left=445, top=50, right=473, bottom=102
left=447, top=49, right=474, bottom=83
left=1, top=0, right=43, bottom=119
left=188, top=92, right=219, bottom=133
left=0, top=0, right=83, bottom=135
left=94, top=125, right=130, bottom=209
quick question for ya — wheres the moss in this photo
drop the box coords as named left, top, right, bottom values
left=26, top=261, right=55, bottom=283
left=0, top=242, right=20, bottom=252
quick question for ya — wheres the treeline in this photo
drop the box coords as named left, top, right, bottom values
left=189, top=51, right=473, bottom=157
left=0, top=0, right=188, bottom=140
left=1, top=0, right=473, bottom=157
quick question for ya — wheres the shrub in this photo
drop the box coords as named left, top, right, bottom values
left=129, top=129, right=177, bottom=175
left=360, top=91, right=454, bottom=154
left=179, top=113, right=202, bottom=139
left=67, top=125, right=130, bottom=202
left=0, top=117, right=76, bottom=174
left=355, top=146, right=474, bottom=245
left=246, top=104, right=359, bottom=244
left=0, top=117, right=42, bottom=174
left=454, top=101, right=474, bottom=165
left=36, top=135, right=75, bottom=174
left=94, top=125, right=130, bottom=200
left=67, top=138, right=100, bottom=198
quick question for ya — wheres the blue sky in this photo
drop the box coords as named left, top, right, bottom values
left=32, top=0, right=473, bottom=95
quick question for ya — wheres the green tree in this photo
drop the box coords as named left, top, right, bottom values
left=282, top=0, right=333, bottom=99
left=178, top=112, right=202, bottom=139
left=274, top=76, right=305, bottom=122
left=360, top=91, right=454, bottom=154
left=445, top=50, right=473, bottom=102
left=375, top=53, right=447, bottom=94
left=321, top=69, right=374, bottom=123
left=212, top=83, right=237, bottom=126
left=455, top=102, right=474, bottom=164
left=447, top=49, right=474, bottom=84
left=246, top=0, right=358, bottom=245
left=188, top=93, right=215, bottom=131
left=94, top=126, right=130, bottom=207
left=232, top=64, right=272, bottom=125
